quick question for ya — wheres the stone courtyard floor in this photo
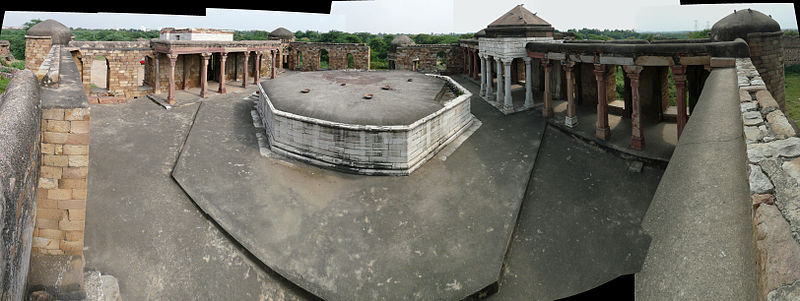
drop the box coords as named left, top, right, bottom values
left=83, top=73, right=666, bottom=300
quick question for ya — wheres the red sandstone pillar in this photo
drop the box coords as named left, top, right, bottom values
left=219, top=52, right=228, bottom=94
left=564, top=61, right=577, bottom=127
left=671, top=64, right=688, bottom=139
left=254, top=52, right=261, bottom=84
left=271, top=51, right=277, bottom=79
left=624, top=65, right=644, bottom=150
left=167, top=54, right=177, bottom=105
left=242, top=52, right=249, bottom=88
left=594, top=64, right=610, bottom=139
left=182, top=54, right=189, bottom=90
left=541, top=59, right=554, bottom=117
left=463, top=47, right=468, bottom=74
left=200, top=53, right=209, bottom=98
left=153, top=53, right=160, bottom=93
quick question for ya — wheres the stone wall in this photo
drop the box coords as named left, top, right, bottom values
left=0, top=70, right=42, bottom=301
left=738, top=57, right=800, bottom=301
left=256, top=75, right=472, bottom=175
left=390, top=44, right=464, bottom=74
left=782, top=35, right=800, bottom=66
left=748, top=31, right=786, bottom=113
left=288, top=42, right=370, bottom=71
left=70, top=41, right=153, bottom=99
left=25, top=37, right=52, bottom=70
left=0, top=40, right=12, bottom=63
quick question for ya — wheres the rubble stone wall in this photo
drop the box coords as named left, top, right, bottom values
left=782, top=35, right=800, bottom=66
left=390, top=44, right=464, bottom=74
left=739, top=57, right=800, bottom=301
left=288, top=42, right=370, bottom=71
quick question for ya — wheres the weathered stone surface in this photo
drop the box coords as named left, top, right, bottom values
left=767, top=279, right=800, bottom=301
left=741, top=89, right=753, bottom=102
left=751, top=164, right=775, bottom=194
left=746, top=126, right=765, bottom=142
left=767, top=110, right=797, bottom=139
left=749, top=143, right=777, bottom=163
left=759, top=158, right=800, bottom=244
left=755, top=204, right=800, bottom=299
left=767, top=137, right=800, bottom=158
left=741, top=101, right=758, bottom=112
left=757, top=90, right=780, bottom=114
left=744, top=110, right=765, bottom=126
left=783, top=157, right=800, bottom=185
left=752, top=193, right=776, bottom=208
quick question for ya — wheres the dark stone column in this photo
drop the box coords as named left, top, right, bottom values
left=594, top=63, right=610, bottom=139
left=542, top=59, right=553, bottom=117
left=472, top=50, right=479, bottom=80
left=242, top=52, right=249, bottom=88
left=671, top=64, right=688, bottom=139
left=168, top=53, right=177, bottom=104
left=200, top=53, right=209, bottom=98
left=218, top=52, right=227, bottom=94
left=624, top=65, right=644, bottom=150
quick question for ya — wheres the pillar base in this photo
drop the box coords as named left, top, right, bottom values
left=630, top=136, right=645, bottom=150
left=543, top=108, right=554, bottom=118
left=167, top=98, right=176, bottom=105
left=565, top=116, right=578, bottom=128
left=596, top=127, right=611, bottom=140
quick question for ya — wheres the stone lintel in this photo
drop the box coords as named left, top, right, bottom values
left=634, top=56, right=673, bottom=66
left=547, top=52, right=566, bottom=60
left=599, top=56, right=634, bottom=66
left=710, top=57, right=736, bottom=68
left=679, top=56, right=710, bottom=65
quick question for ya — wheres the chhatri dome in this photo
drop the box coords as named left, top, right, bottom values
left=26, top=19, right=73, bottom=45
left=710, top=9, right=781, bottom=42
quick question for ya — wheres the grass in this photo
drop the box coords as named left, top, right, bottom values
left=0, top=77, right=10, bottom=94
left=786, top=65, right=800, bottom=122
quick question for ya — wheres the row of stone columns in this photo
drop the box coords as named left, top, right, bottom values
left=478, top=54, right=535, bottom=112
left=165, top=50, right=276, bottom=104
left=462, top=47, right=480, bottom=80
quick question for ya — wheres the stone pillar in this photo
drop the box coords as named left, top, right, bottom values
left=502, top=58, right=513, bottom=111
left=479, top=54, right=486, bottom=97
left=271, top=51, right=278, bottom=79
left=182, top=54, right=189, bottom=90
left=153, top=53, right=160, bottom=93
left=671, top=64, right=688, bottom=139
left=524, top=57, right=533, bottom=107
left=200, top=53, right=210, bottom=98
left=624, top=65, right=644, bottom=150
left=496, top=59, right=503, bottom=103
left=594, top=64, right=610, bottom=139
left=167, top=54, right=177, bottom=105
left=486, top=56, right=494, bottom=101
left=242, top=52, right=249, bottom=88
left=463, top=47, right=468, bottom=74
left=473, top=51, right=479, bottom=80
left=218, top=52, right=227, bottom=94
left=80, top=56, right=93, bottom=95
left=542, top=59, right=554, bottom=117
left=254, top=52, right=261, bottom=84
left=564, top=61, right=577, bottom=127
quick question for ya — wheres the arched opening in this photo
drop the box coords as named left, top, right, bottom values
left=320, top=49, right=330, bottom=69
left=436, top=51, right=446, bottom=71
left=297, top=51, right=303, bottom=69
left=90, top=55, right=110, bottom=93
left=347, top=53, right=355, bottom=69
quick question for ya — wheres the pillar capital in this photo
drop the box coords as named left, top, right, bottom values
left=561, top=59, right=576, bottom=69
left=201, top=52, right=211, bottom=59
left=622, top=65, right=643, bottom=75
left=167, top=53, right=178, bottom=61
left=593, top=63, right=606, bottom=74
left=501, top=57, right=514, bottom=64
left=522, top=56, right=532, bottom=63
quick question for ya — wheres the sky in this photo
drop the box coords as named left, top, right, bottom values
left=1, top=1, right=797, bottom=34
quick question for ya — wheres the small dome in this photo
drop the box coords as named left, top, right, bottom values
left=27, top=19, right=73, bottom=45
left=270, top=27, right=295, bottom=40
left=475, top=29, right=487, bottom=38
left=711, top=9, right=781, bottom=42
left=390, top=35, right=415, bottom=46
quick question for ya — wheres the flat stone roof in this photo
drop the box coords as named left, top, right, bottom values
left=261, top=70, right=453, bottom=126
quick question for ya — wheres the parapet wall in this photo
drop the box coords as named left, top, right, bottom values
left=0, top=70, right=42, bottom=300
left=738, top=57, right=800, bottom=301
left=287, top=42, right=370, bottom=71
left=256, top=74, right=473, bottom=175
left=635, top=66, right=758, bottom=299
left=747, top=31, right=785, bottom=113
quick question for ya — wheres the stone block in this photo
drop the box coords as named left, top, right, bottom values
left=38, top=199, right=58, bottom=209
left=42, top=108, right=65, bottom=120
left=40, top=166, right=62, bottom=179
left=32, top=237, right=60, bottom=250
left=755, top=204, right=800, bottom=299
left=37, top=229, right=65, bottom=240
left=783, top=157, right=800, bottom=185
left=63, top=145, right=88, bottom=155
left=69, top=121, right=89, bottom=134
left=766, top=111, right=797, bottom=139
left=57, top=200, right=85, bottom=210
left=35, top=217, right=59, bottom=230
left=66, top=133, right=90, bottom=145
left=62, top=167, right=88, bottom=179
left=36, top=208, right=65, bottom=220
left=58, top=219, right=83, bottom=231
left=46, top=120, right=70, bottom=133
left=71, top=189, right=87, bottom=200
left=64, top=231, right=83, bottom=242
left=750, top=164, right=775, bottom=194
left=64, top=108, right=90, bottom=121
left=43, top=155, right=69, bottom=167
left=38, top=178, right=58, bottom=189
left=67, top=209, right=85, bottom=221
left=48, top=189, right=72, bottom=200
left=41, top=143, right=55, bottom=154
left=68, top=155, right=89, bottom=167
left=43, top=132, right=68, bottom=144
left=59, top=179, right=87, bottom=189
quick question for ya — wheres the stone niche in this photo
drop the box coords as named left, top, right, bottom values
left=256, top=70, right=474, bottom=175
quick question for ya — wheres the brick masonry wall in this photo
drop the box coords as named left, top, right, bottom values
left=26, top=37, right=52, bottom=70
left=0, top=70, right=42, bottom=300
left=74, top=45, right=154, bottom=99
left=34, top=107, right=90, bottom=256
left=288, top=42, right=370, bottom=71
left=782, top=35, right=800, bottom=66
left=391, top=44, right=464, bottom=74
left=748, top=31, right=786, bottom=113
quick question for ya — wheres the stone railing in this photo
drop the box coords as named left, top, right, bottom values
left=36, top=45, right=60, bottom=88
left=256, top=74, right=473, bottom=175
left=0, top=70, right=42, bottom=300
left=739, top=57, right=800, bottom=300
left=635, top=66, right=758, bottom=299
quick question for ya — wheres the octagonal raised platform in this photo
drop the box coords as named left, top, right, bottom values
left=256, top=70, right=474, bottom=175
